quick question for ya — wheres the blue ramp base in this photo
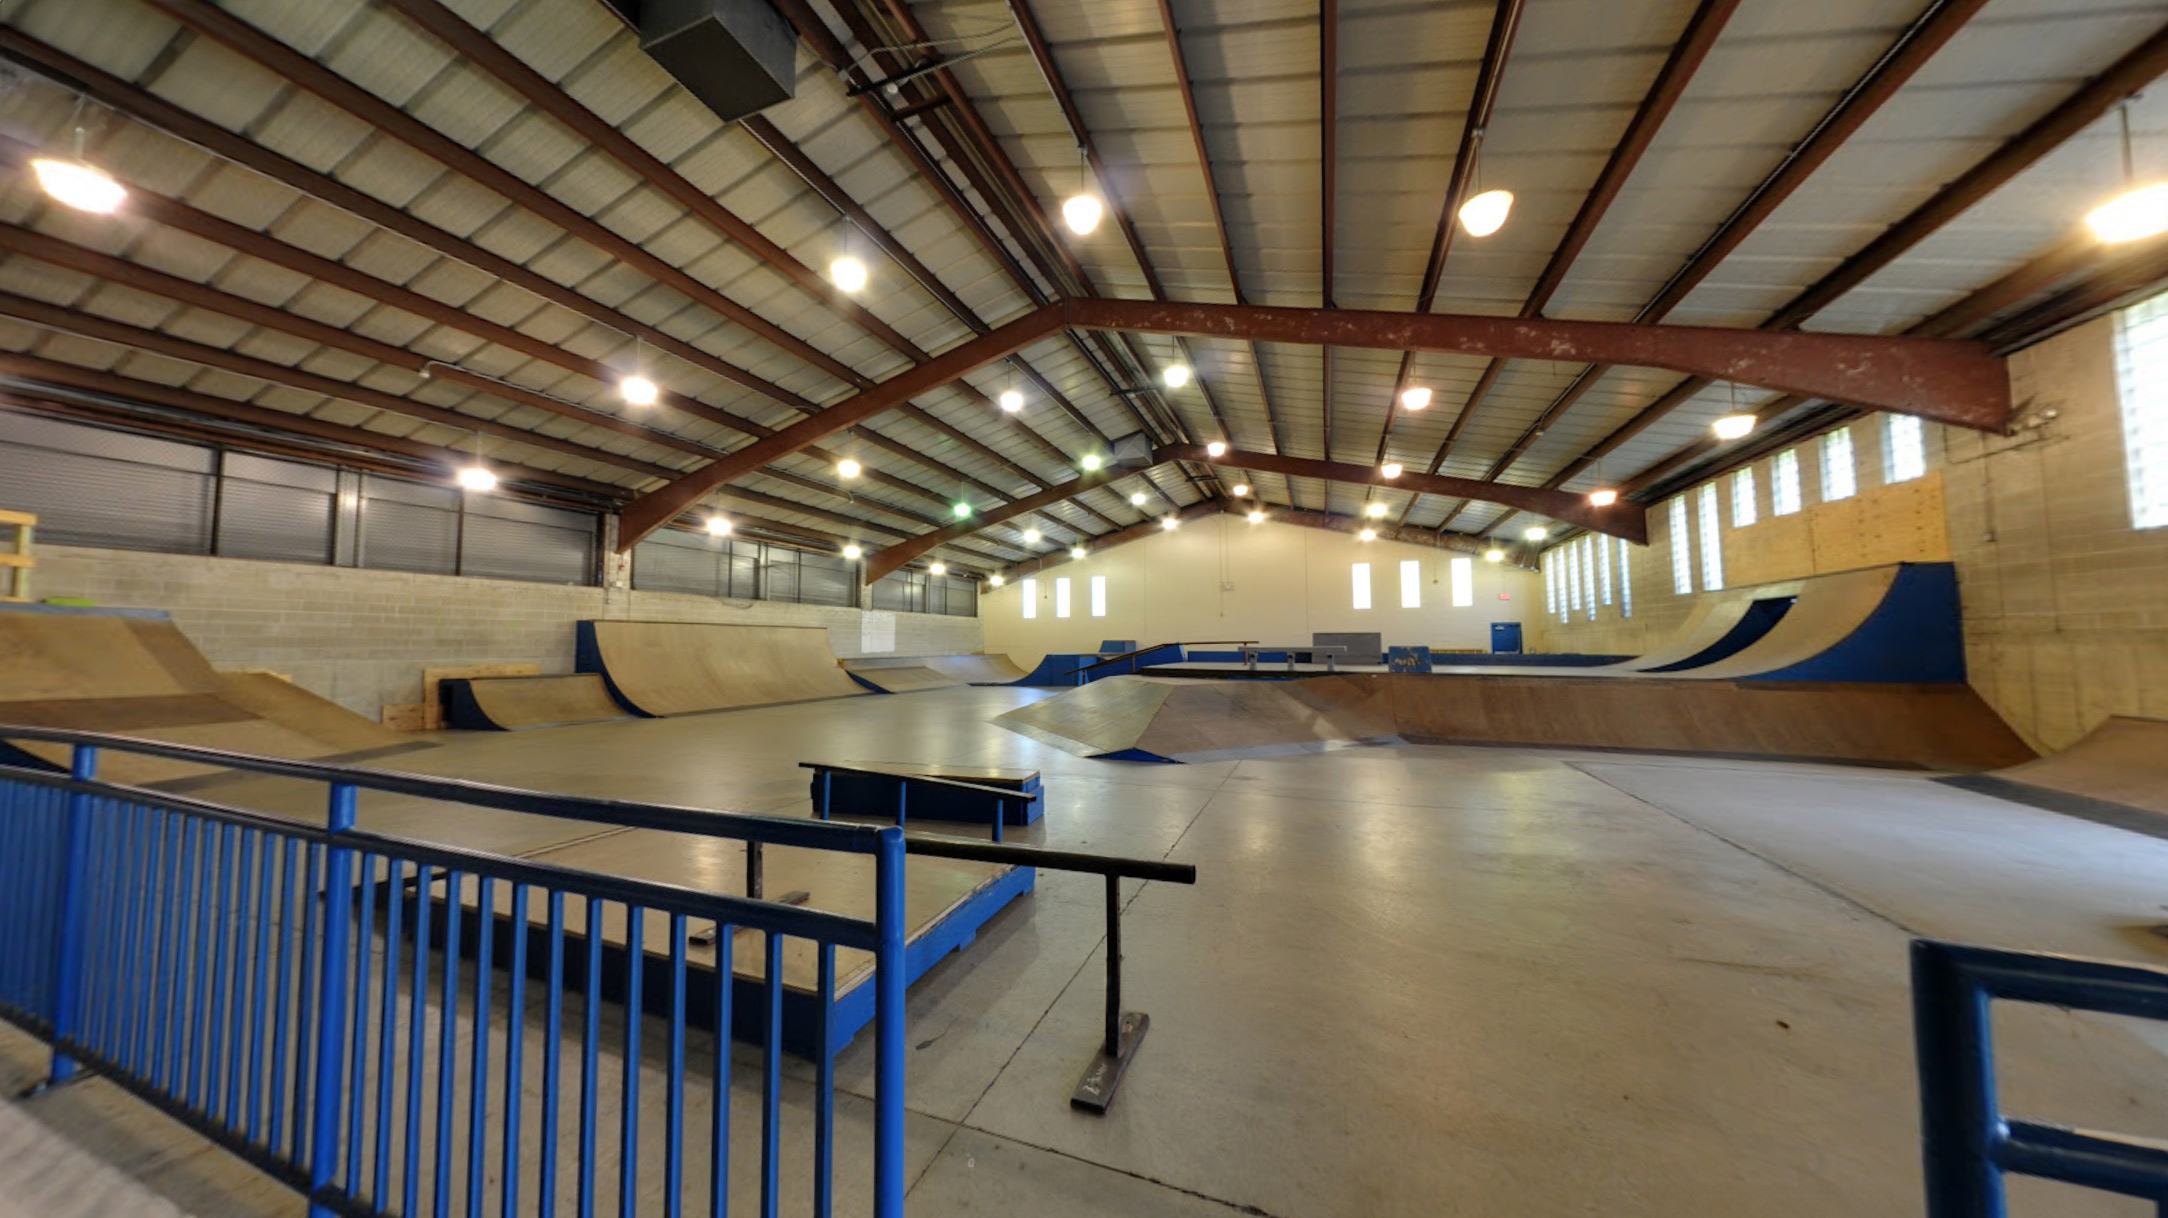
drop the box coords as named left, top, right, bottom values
left=1751, top=562, right=1966, bottom=683
left=423, top=862, right=1035, bottom=1061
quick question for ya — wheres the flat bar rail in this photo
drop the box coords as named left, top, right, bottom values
left=1912, top=938, right=2168, bottom=1216
left=0, top=723, right=912, bottom=1218
left=800, top=761, right=1033, bottom=843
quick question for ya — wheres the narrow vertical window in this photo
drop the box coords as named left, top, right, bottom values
left=1400, top=559, right=1422, bottom=608
left=1567, top=540, right=1583, bottom=612
left=1450, top=556, right=1473, bottom=607
left=1597, top=531, right=1613, bottom=606
left=1886, top=414, right=1926, bottom=483
left=1697, top=482, right=1724, bottom=591
left=1090, top=574, right=1107, bottom=617
left=1733, top=467, right=1758, bottom=527
left=1618, top=537, right=1633, bottom=618
left=1545, top=556, right=1558, bottom=616
left=1772, top=449, right=1802, bottom=515
left=1581, top=538, right=1597, bottom=620
left=1021, top=577, right=1037, bottom=619
left=1352, top=562, right=1372, bottom=610
left=2117, top=293, right=2168, bottom=527
left=1054, top=576, right=1071, bottom=618
left=1669, top=496, right=1693, bottom=594
left=1821, top=426, right=1856, bottom=501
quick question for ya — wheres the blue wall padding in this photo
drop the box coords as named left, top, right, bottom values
left=1750, top=562, right=1967, bottom=683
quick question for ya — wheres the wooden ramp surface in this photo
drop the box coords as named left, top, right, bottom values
left=1674, top=565, right=1899, bottom=679
left=841, top=661, right=964, bottom=693
left=923, top=653, right=1028, bottom=684
left=844, top=654, right=1028, bottom=690
left=580, top=621, right=867, bottom=716
left=0, top=606, right=413, bottom=784
left=1000, top=673, right=2034, bottom=770
left=449, top=673, right=631, bottom=730
left=1615, top=583, right=1797, bottom=671
left=1942, top=716, right=2168, bottom=819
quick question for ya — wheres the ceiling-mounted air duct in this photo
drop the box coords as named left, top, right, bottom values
left=640, top=0, right=796, bottom=124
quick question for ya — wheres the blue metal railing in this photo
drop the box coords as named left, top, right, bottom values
left=0, top=725, right=910, bottom=1218
left=1912, top=939, right=2168, bottom=1216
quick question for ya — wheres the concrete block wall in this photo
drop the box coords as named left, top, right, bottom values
left=1529, top=413, right=1940, bottom=657
left=1943, top=317, right=2168, bottom=751
left=31, top=545, right=984, bottom=718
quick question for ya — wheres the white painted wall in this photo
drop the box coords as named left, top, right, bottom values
left=980, top=513, right=1540, bottom=661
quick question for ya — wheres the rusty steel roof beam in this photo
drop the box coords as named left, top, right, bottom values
left=147, top=0, right=1072, bottom=499
left=0, top=29, right=1038, bottom=531
left=1061, top=298, right=2008, bottom=427
left=1368, top=0, right=1527, bottom=470
left=848, top=0, right=1219, bottom=479
left=1538, top=18, right=2168, bottom=493
left=1406, top=0, right=1740, bottom=500
left=1157, top=446, right=1645, bottom=542
left=1467, top=0, right=1995, bottom=509
left=622, top=307, right=1069, bottom=545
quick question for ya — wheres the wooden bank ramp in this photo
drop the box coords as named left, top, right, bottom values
left=1938, top=716, right=2168, bottom=832
left=441, top=673, right=633, bottom=730
left=576, top=620, right=868, bottom=716
left=844, top=652, right=1029, bottom=692
left=0, top=604, right=417, bottom=784
left=996, top=673, right=2033, bottom=769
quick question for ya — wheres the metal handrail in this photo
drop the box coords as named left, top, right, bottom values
left=1912, top=939, right=2168, bottom=1215
left=0, top=723, right=880, bottom=852
left=0, top=726, right=911, bottom=1218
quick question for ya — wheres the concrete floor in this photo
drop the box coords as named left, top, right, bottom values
left=7, top=683, right=2168, bottom=1216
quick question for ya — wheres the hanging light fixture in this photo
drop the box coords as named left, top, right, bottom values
left=843, top=543, right=863, bottom=560
left=33, top=110, right=126, bottom=215
left=2088, top=104, right=2168, bottom=244
left=1063, top=144, right=1103, bottom=236
left=1712, top=382, right=1756, bottom=441
left=1366, top=502, right=1388, bottom=518
left=1380, top=462, right=1403, bottom=479
left=1484, top=548, right=1505, bottom=562
left=1161, top=516, right=1180, bottom=531
left=837, top=457, right=862, bottom=479
left=1063, top=193, right=1104, bottom=236
left=1358, top=527, right=1378, bottom=541
left=1231, top=483, right=1250, bottom=497
left=1070, top=545, right=1087, bottom=559
left=952, top=502, right=972, bottom=518
left=1205, top=440, right=1227, bottom=457
left=1247, top=509, right=1266, bottom=523
left=929, top=562, right=946, bottom=576
left=705, top=515, right=732, bottom=536
left=619, top=374, right=659, bottom=406
left=1162, top=365, right=1191, bottom=389
left=830, top=255, right=868, bottom=293
left=1588, top=489, right=1618, bottom=507
left=989, top=573, right=1004, bottom=587
left=456, top=465, right=497, bottom=492
left=1023, top=527, right=1041, bottom=543
left=33, top=157, right=126, bottom=214
left=1523, top=526, right=1548, bottom=541
left=1400, top=386, right=1432, bottom=411
left=1459, top=189, right=1513, bottom=238
left=998, top=389, right=1025, bottom=413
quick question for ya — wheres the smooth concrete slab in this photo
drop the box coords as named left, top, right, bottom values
left=18, top=687, right=2168, bottom=1217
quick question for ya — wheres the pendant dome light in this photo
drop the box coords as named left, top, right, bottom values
left=2088, top=104, right=2168, bottom=244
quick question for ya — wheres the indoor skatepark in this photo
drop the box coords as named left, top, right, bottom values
left=5, top=0, right=2168, bottom=1215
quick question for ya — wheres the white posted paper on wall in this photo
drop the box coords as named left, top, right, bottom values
left=861, top=611, right=896, bottom=654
